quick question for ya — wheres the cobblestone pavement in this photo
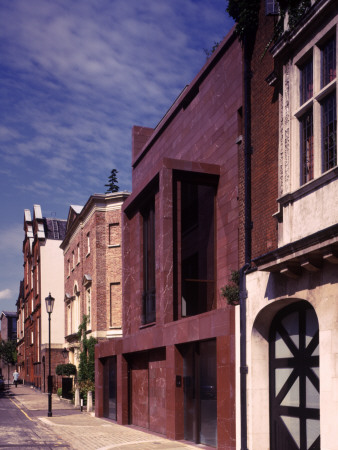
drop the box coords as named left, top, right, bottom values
left=8, top=385, right=201, bottom=450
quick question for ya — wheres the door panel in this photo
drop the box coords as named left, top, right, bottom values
left=270, top=302, right=320, bottom=450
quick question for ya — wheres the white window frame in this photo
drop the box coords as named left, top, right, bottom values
left=86, top=287, right=91, bottom=329
left=292, top=26, right=337, bottom=189
left=87, top=232, right=90, bottom=255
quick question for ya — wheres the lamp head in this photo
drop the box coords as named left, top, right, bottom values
left=45, top=293, right=55, bottom=314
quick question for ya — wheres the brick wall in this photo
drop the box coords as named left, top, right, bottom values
left=63, top=197, right=125, bottom=339
left=239, top=1, right=279, bottom=267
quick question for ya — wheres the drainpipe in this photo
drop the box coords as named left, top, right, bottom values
left=240, top=31, right=252, bottom=450
left=239, top=263, right=250, bottom=450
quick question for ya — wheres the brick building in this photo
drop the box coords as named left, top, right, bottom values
left=244, top=1, right=338, bottom=449
left=60, top=192, right=129, bottom=370
left=17, top=205, right=66, bottom=391
left=95, top=29, right=242, bottom=448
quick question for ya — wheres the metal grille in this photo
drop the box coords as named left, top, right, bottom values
left=52, top=220, right=59, bottom=239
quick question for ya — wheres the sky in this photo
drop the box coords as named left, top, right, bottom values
left=0, top=0, right=234, bottom=315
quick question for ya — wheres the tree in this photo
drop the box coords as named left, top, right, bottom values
left=0, top=339, right=17, bottom=366
left=105, top=169, right=119, bottom=193
left=0, top=339, right=17, bottom=386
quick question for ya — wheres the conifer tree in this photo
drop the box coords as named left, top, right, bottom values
left=105, top=169, right=119, bottom=193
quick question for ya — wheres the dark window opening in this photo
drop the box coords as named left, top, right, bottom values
left=322, top=36, right=336, bottom=88
left=180, top=180, right=215, bottom=318
left=142, top=200, right=156, bottom=324
left=322, top=92, right=337, bottom=172
left=300, top=59, right=313, bottom=105
left=266, top=0, right=280, bottom=15
left=300, top=109, right=314, bottom=184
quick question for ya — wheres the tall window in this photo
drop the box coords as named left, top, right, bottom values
left=87, top=232, right=90, bottom=255
left=300, top=59, right=313, bottom=105
left=322, top=92, right=337, bottom=172
left=178, top=178, right=216, bottom=318
left=110, top=282, right=121, bottom=327
left=300, top=110, right=314, bottom=184
left=142, top=200, right=156, bottom=324
left=296, top=32, right=336, bottom=186
left=109, top=223, right=120, bottom=246
left=322, top=36, right=336, bottom=87
left=36, top=263, right=39, bottom=295
left=77, top=243, right=80, bottom=264
left=86, top=288, right=91, bottom=328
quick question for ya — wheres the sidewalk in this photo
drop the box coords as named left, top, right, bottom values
left=9, top=384, right=200, bottom=450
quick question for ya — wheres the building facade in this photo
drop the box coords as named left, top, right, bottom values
left=95, top=30, right=242, bottom=448
left=0, top=311, right=17, bottom=383
left=17, top=205, right=66, bottom=391
left=60, top=192, right=129, bottom=369
left=245, top=1, right=337, bottom=449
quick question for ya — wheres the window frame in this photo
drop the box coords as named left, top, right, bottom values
left=174, top=171, right=218, bottom=320
left=294, top=28, right=337, bottom=187
left=141, top=198, right=156, bottom=325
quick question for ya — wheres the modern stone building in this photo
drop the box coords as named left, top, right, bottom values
left=95, top=29, right=243, bottom=448
left=17, top=205, right=66, bottom=391
left=244, top=1, right=337, bottom=449
left=60, top=192, right=129, bottom=369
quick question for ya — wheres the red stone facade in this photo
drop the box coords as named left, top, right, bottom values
left=96, top=30, right=242, bottom=449
left=61, top=193, right=129, bottom=369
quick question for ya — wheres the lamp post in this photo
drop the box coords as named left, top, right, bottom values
left=45, top=293, right=55, bottom=417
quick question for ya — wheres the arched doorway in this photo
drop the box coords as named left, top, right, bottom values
left=269, top=301, right=320, bottom=450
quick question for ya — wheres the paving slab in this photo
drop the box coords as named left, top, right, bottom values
left=9, top=385, right=202, bottom=450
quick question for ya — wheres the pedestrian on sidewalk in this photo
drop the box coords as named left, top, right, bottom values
left=13, top=370, right=19, bottom=388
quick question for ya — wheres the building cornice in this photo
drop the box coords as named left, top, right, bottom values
left=60, top=191, right=130, bottom=251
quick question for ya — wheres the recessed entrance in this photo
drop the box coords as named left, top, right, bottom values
left=269, top=302, right=320, bottom=450
left=182, top=339, right=217, bottom=447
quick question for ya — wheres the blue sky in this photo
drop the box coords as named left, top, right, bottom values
left=0, top=0, right=234, bottom=314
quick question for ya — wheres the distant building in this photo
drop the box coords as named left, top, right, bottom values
left=0, top=311, right=17, bottom=341
left=60, top=192, right=129, bottom=370
left=0, top=311, right=17, bottom=381
left=95, top=28, right=242, bottom=448
left=17, top=205, right=66, bottom=391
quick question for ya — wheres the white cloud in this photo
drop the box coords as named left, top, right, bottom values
left=0, top=0, right=233, bottom=309
left=0, top=289, right=12, bottom=300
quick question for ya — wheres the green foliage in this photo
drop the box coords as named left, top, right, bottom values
left=55, top=363, right=77, bottom=377
left=204, top=41, right=221, bottom=58
left=105, top=169, right=119, bottom=193
left=284, top=0, right=311, bottom=29
left=77, top=316, right=97, bottom=384
left=221, top=270, right=240, bottom=305
left=0, top=339, right=17, bottom=365
left=227, top=0, right=261, bottom=41
left=78, top=379, right=95, bottom=405
left=227, top=0, right=311, bottom=50
left=57, top=388, right=62, bottom=397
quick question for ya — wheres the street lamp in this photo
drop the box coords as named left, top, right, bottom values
left=45, top=293, right=55, bottom=417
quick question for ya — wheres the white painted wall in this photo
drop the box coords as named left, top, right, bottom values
left=280, top=178, right=338, bottom=246
left=242, top=266, right=338, bottom=450
left=40, top=239, right=65, bottom=346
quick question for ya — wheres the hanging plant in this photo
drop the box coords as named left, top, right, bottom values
left=221, top=270, right=240, bottom=305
